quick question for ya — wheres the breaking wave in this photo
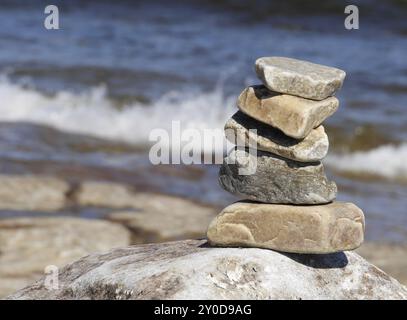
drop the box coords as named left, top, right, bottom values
left=2, top=75, right=407, bottom=180
left=0, top=75, right=236, bottom=154
left=326, top=144, right=407, bottom=181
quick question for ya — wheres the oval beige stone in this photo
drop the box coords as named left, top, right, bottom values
left=237, top=85, right=338, bottom=139
left=207, top=201, right=365, bottom=254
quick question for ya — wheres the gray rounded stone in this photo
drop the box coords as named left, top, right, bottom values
left=219, top=149, right=337, bottom=204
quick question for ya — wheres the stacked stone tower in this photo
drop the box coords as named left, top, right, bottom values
left=207, top=57, right=365, bottom=254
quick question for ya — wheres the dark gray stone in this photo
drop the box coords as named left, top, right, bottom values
left=219, top=149, right=337, bottom=204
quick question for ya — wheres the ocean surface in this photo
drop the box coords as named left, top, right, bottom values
left=0, top=0, right=406, bottom=242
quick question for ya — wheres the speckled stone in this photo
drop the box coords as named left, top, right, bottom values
left=237, top=85, right=338, bottom=139
left=225, top=111, right=329, bottom=162
left=8, top=240, right=407, bottom=300
left=219, top=149, right=337, bottom=204
left=255, top=56, right=346, bottom=100
left=207, top=201, right=365, bottom=254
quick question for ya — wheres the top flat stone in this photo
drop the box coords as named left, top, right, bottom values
left=255, top=57, right=346, bottom=100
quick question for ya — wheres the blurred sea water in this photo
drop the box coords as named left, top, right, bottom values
left=0, top=0, right=406, bottom=242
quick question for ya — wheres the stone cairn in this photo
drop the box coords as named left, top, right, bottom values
left=207, top=57, right=365, bottom=254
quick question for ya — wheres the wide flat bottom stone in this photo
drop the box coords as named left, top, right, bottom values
left=207, top=201, right=365, bottom=254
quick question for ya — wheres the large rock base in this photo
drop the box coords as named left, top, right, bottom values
left=8, top=240, right=407, bottom=300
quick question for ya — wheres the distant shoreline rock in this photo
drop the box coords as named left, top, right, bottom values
left=0, top=174, right=69, bottom=211
left=0, top=217, right=130, bottom=298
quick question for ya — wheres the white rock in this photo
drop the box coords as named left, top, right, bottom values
left=8, top=240, right=407, bottom=300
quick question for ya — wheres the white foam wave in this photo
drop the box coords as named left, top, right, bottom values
left=0, top=76, right=236, bottom=154
left=326, top=144, right=407, bottom=180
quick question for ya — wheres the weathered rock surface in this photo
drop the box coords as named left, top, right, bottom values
left=255, top=56, right=346, bottom=100
left=8, top=240, right=407, bottom=300
left=0, top=217, right=131, bottom=298
left=219, top=149, right=337, bottom=204
left=237, top=85, right=338, bottom=139
left=0, top=174, right=69, bottom=211
left=207, top=201, right=364, bottom=254
left=225, top=111, right=329, bottom=162
left=357, top=243, right=407, bottom=286
left=107, top=193, right=216, bottom=242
